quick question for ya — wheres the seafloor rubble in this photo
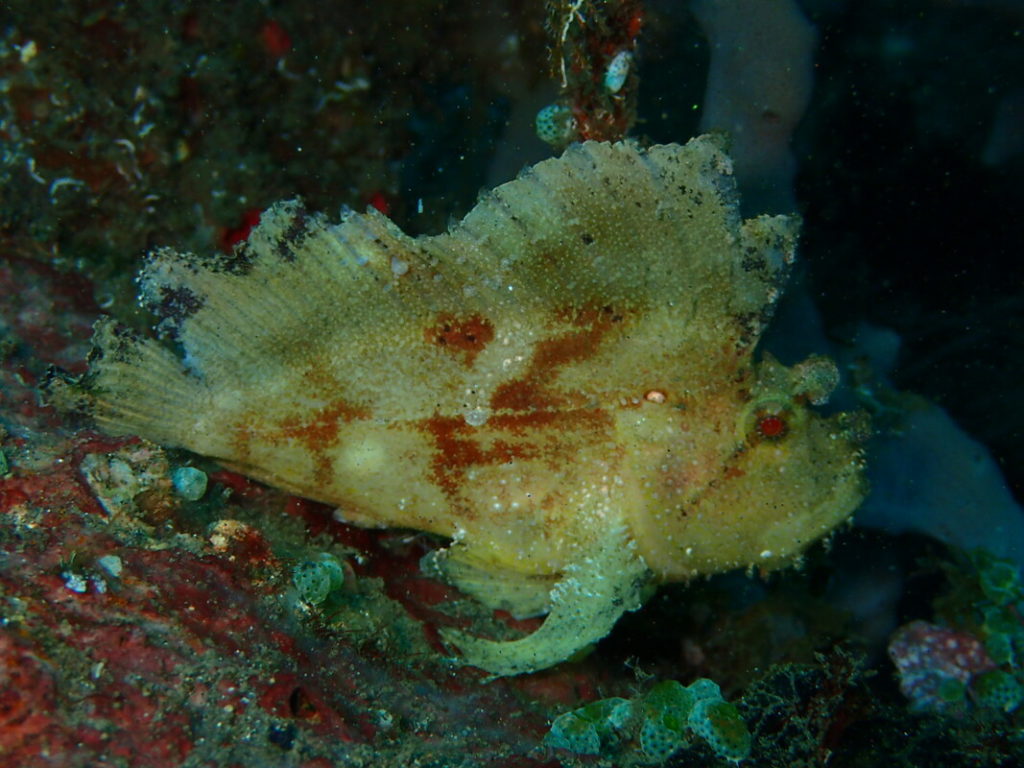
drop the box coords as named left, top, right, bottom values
left=1, top=1, right=1023, bottom=767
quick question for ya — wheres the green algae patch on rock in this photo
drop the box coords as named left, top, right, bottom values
left=292, top=552, right=346, bottom=606
left=545, top=677, right=752, bottom=764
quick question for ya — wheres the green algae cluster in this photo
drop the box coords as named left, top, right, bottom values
left=293, top=552, right=346, bottom=606
left=545, top=678, right=751, bottom=764
left=969, top=552, right=1024, bottom=712
left=936, top=550, right=1024, bottom=714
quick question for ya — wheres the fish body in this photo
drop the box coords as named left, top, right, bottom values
left=47, top=136, right=865, bottom=675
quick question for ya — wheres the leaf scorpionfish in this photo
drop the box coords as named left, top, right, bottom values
left=46, top=135, right=866, bottom=676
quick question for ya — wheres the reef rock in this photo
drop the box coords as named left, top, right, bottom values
left=46, top=136, right=865, bottom=676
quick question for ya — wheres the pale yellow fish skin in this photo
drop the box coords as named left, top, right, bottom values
left=56, top=136, right=865, bottom=592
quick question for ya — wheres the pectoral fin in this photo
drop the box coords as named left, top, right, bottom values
left=422, top=548, right=557, bottom=619
left=439, top=523, right=652, bottom=677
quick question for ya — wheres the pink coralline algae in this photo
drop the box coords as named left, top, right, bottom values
left=888, top=620, right=996, bottom=710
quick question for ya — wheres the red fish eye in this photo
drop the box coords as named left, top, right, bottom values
left=757, top=414, right=787, bottom=439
